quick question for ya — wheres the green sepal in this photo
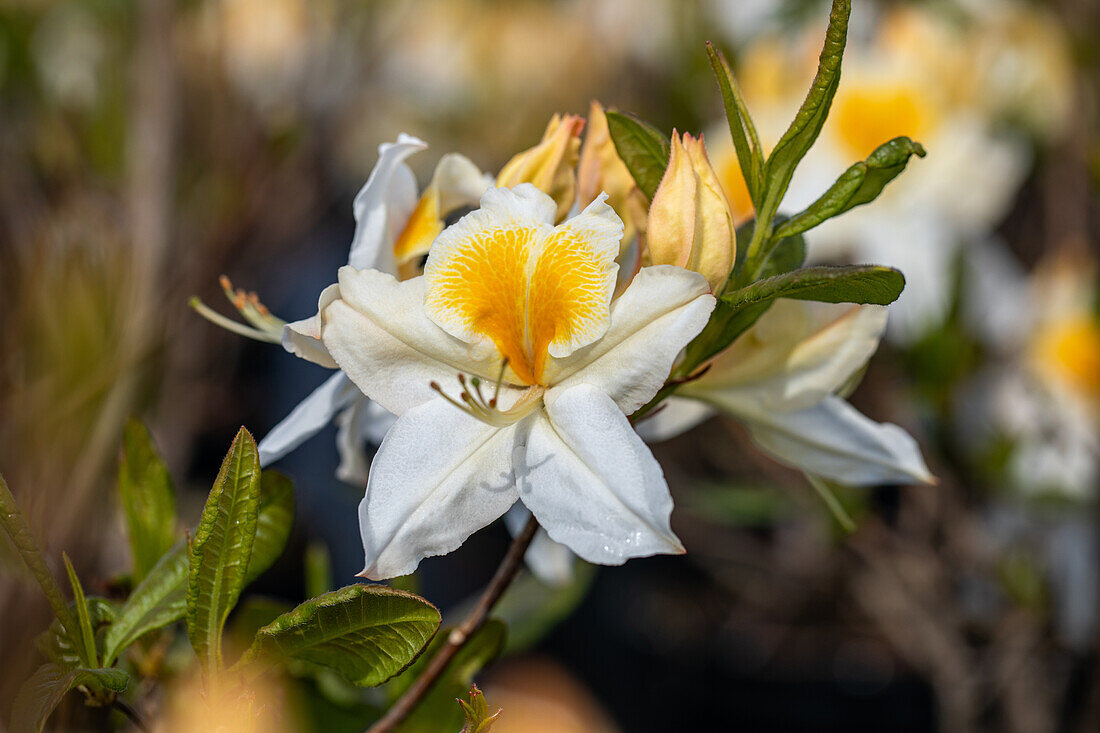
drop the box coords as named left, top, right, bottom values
left=606, top=110, right=671, bottom=200
left=62, top=553, right=99, bottom=667
left=774, top=137, right=927, bottom=239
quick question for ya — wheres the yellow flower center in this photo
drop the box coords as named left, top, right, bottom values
left=423, top=207, right=617, bottom=386
left=833, top=83, right=934, bottom=160
left=1033, top=315, right=1100, bottom=398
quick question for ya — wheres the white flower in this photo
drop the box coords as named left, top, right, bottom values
left=258, top=134, right=490, bottom=484
left=303, top=184, right=715, bottom=579
left=638, top=299, right=933, bottom=486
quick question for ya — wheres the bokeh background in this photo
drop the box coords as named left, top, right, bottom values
left=2, top=0, right=1099, bottom=730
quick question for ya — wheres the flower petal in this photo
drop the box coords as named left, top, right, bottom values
left=504, top=504, right=575, bottom=587
left=633, top=397, right=716, bottom=443
left=257, top=372, right=360, bottom=466
left=744, top=396, right=934, bottom=485
left=282, top=283, right=340, bottom=368
left=517, top=384, right=683, bottom=565
left=683, top=301, right=888, bottom=414
left=336, top=399, right=398, bottom=485
left=322, top=267, right=511, bottom=415
left=347, top=133, right=426, bottom=272
left=544, top=266, right=714, bottom=414
left=358, top=398, right=520, bottom=580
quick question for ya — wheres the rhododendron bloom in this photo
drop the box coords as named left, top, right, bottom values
left=309, top=185, right=715, bottom=579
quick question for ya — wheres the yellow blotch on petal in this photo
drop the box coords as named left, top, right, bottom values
left=497, top=113, right=584, bottom=223
left=392, top=188, right=444, bottom=267
left=647, top=131, right=736, bottom=293
left=424, top=188, right=621, bottom=386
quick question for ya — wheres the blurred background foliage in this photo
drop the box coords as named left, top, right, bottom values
left=1, top=0, right=1099, bottom=730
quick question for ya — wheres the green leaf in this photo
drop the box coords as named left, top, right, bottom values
left=104, top=472, right=293, bottom=666
left=186, top=427, right=263, bottom=678
left=10, top=664, right=129, bottom=733
left=732, top=216, right=807, bottom=284
left=239, top=584, right=440, bottom=687
left=705, top=42, right=765, bottom=208
left=727, top=265, right=905, bottom=309
left=606, top=110, right=670, bottom=200
left=61, top=553, right=98, bottom=667
left=117, top=418, right=177, bottom=583
left=761, top=0, right=851, bottom=218
left=774, top=137, right=927, bottom=239
left=0, top=474, right=78, bottom=645
left=388, top=620, right=507, bottom=733
left=682, top=265, right=903, bottom=372
left=36, top=598, right=116, bottom=669
left=245, top=469, right=294, bottom=584
left=458, top=684, right=501, bottom=733
left=102, top=539, right=188, bottom=666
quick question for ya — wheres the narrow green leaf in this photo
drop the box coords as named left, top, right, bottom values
left=804, top=474, right=857, bottom=532
left=244, top=469, right=294, bottom=584
left=0, top=474, right=78, bottom=644
left=102, top=540, right=188, bottom=666
left=10, top=664, right=129, bottom=733
left=705, top=42, right=765, bottom=207
left=727, top=265, right=905, bottom=310
left=105, top=473, right=293, bottom=666
left=387, top=620, right=507, bottom=733
left=117, top=418, right=177, bottom=583
left=682, top=264, right=903, bottom=372
left=774, top=137, right=927, bottom=239
left=239, top=584, right=440, bottom=687
left=36, top=598, right=116, bottom=669
left=761, top=0, right=851, bottom=217
left=62, top=553, right=98, bottom=667
left=606, top=111, right=670, bottom=200
left=186, top=427, right=263, bottom=678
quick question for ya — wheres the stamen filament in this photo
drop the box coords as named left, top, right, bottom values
left=430, top=368, right=544, bottom=427
left=189, top=296, right=281, bottom=343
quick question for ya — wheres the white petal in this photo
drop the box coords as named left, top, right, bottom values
left=504, top=504, right=575, bottom=587
left=335, top=398, right=371, bottom=486
left=544, top=266, right=715, bottom=414
left=432, top=153, right=492, bottom=215
left=683, top=300, right=888, bottom=414
left=358, top=398, right=520, bottom=579
left=634, top=397, right=716, bottom=443
left=282, top=283, right=340, bottom=368
left=322, top=267, right=511, bottom=415
left=743, top=396, right=934, bottom=485
left=361, top=399, right=398, bottom=445
left=347, top=133, right=426, bottom=272
left=517, top=384, right=683, bottom=565
left=257, top=373, right=359, bottom=466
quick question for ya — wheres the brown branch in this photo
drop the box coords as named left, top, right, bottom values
left=366, top=515, right=541, bottom=733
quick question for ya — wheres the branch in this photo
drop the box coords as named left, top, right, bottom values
left=366, top=515, right=540, bottom=733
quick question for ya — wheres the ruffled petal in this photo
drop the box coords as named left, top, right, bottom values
left=347, top=133, right=426, bottom=272
left=358, top=398, right=521, bottom=579
left=544, top=266, right=714, bottom=414
left=322, top=267, right=513, bottom=415
left=282, top=284, right=340, bottom=368
left=517, top=384, right=683, bottom=565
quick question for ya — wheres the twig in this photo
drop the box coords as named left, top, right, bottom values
left=112, top=697, right=151, bottom=733
left=366, top=515, right=540, bottom=733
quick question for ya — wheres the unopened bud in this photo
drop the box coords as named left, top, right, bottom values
left=497, top=113, right=584, bottom=222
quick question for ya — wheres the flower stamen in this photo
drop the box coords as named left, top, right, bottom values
left=430, top=361, right=544, bottom=427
